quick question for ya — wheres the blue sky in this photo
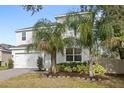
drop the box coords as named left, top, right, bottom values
left=0, top=5, right=80, bottom=45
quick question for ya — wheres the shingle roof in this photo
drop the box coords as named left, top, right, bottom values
left=16, top=27, right=33, bottom=32
left=0, top=44, right=14, bottom=52
left=14, top=44, right=28, bottom=48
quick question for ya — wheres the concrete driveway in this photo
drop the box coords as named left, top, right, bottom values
left=0, top=68, right=35, bottom=80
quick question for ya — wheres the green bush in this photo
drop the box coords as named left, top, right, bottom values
left=57, top=62, right=106, bottom=76
left=64, top=66, right=72, bottom=72
left=37, top=57, right=43, bottom=71
left=57, top=64, right=66, bottom=72
left=76, top=64, right=89, bottom=74
left=93, top=63, right=106, bottom=76
left=83, top=64, right=89, bottom=74
left=8, top=58, right=13, bottom=69
left=57, top=61, right=89, bottom=73
left=72, top=66, right=77, bottom=72
left=77, top=64, right=83, bottom=73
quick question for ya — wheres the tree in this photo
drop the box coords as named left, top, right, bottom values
left=27, top=18, right=65, bottom=74
left=80, top=5, right=124, bottom=59
left=65, top=11, right=97, bottom=78
left=96, top=5, right=124, bottom=59
left=22, top=5, right=43, bottom=15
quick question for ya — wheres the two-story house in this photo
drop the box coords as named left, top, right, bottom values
left=11, top=12, right=89, bottom=69
left=0, top=44, right=13, bottom=66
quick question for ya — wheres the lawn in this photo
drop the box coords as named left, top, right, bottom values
left=0, top=72, right=124, bottom=88
left=0, top=66, right=8, bottom=70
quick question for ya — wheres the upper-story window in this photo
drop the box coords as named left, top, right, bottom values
left=66, top=48, right=82, bottom=62
left=22, top=32, right=26, bottom=41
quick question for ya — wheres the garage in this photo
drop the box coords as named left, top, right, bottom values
left=14, top=53, right=40, bottom=68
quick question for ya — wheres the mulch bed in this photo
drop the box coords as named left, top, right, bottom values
left=105, top=73, right=124, bottom=78
left=42, top=72, right=109, bottom=81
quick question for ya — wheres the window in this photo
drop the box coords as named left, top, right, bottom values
left=66, top=48, right=81, bottom=61
left=66, top=48, right=73, bottom=61
left=74, top=48, right=81, bottom=61
left=22, top=32, right=26, bottom=40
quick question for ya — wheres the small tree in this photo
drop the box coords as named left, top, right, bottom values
left=8, top=58, right=13, bottom=69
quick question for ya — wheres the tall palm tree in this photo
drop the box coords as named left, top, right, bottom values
left=65, top=12, right=96, bottom=78
left=27, top=19, right=65, bottom=74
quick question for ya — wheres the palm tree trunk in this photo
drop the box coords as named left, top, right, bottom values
left=51, top=48, right=57, bottom=74
left=89, top=48, right=94, bottom=79
left=89, top=57, right=94, bottom=78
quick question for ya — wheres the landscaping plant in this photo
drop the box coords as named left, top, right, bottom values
left=57, top=62, right=89, bottom=74
left=57, top=62, right=106, bottom=76
left=93, top=63, right=106, bottom=76
left=37, top=57, right=44, bottom=71
left=8, top=58, right=14, bottom=69
left=64, top=66, right=72, bottom=72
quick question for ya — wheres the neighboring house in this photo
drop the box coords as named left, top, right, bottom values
left=11, top=12, right=89, bottom=69
left=0, top=44, right=13, bottom=66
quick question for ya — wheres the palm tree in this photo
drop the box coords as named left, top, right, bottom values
left=27, top=19, right=65, bottom=74
left=65, top=12, right=96, bottom=78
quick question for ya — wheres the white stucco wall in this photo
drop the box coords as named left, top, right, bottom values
left=16, top=31, right=33, bottom=46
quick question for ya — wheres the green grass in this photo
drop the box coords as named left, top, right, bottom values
left=0, top=72, right=124, bottom=88
left=0, top=66, right=8, bottom=70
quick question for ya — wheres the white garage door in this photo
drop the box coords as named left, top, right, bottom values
left=14, top=53, right=39, bottom=68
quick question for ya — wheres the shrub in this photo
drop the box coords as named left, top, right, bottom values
left=64, top=66, right=72, bottom=72
left=57, top=64, right=66, bottom=72
left=37, top=57, right=43, bottom=71
left=93, top=63, right=106, bottom=76
left=69, top=62, right=78, bottom=67
left=77, top=64, right=89, bottom=74
left=84, top=64, right=89, bottom=74
left=57, top=61, right=89, bottom=73
left=57, top=62, right=106, bottom=76
left=72, top=67, right=77, bottom=72
left=8, top=58, right=13, bottom=69
left=77, top=64, right=83, bottom=73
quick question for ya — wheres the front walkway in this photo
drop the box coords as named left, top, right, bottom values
left=0, top=68, right=35, bottom=80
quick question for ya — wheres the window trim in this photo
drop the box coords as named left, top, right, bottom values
left=22, top=32, right=26, bottom=41
left=66, top=48, right=82, bottom=62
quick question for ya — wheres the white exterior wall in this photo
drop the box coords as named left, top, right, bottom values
left=16, top=31, right=33, bottom=46
left=12, top=48, right=52, bottom=69
left=12, top=48, right=41, bottom=68
left=56, top=17, right=80, bottom=38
